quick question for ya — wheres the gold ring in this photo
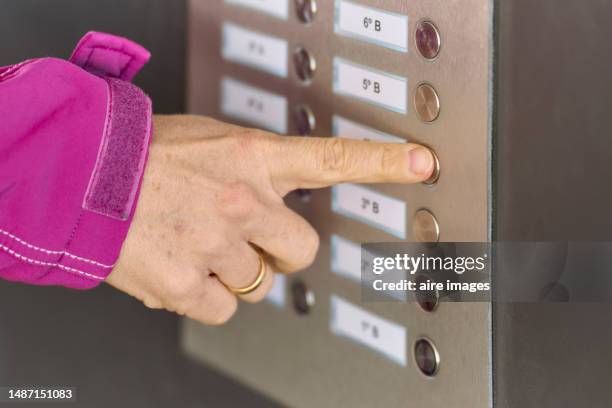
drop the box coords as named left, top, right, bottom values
left=227, top=255, right=267, bottom=295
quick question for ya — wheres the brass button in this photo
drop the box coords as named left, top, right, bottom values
left=422, top=149, right=440, bottom=185
left=415, top=20, right=441, bottom=60
left=414, top=83, right=441, bottom=123
left=414, top=337, right=441, bottom=377
left=413, top=209, right=440, bottom=243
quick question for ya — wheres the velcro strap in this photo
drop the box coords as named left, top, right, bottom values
left=83, top=79, right=152, bottom=221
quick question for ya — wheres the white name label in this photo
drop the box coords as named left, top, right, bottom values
left=265, top=273, right=286, bottom=308
left=225, top=0, right=289, bottom=20
left=333, top=58, right=408, bottom=114
left=332, top=116, right=405, bottom=143
left=335, top=0, right=408, bottom=52
left=330, top=236, right=408, bottom=300
left=222, top=23, right=288, bottom=77
left=221, top=77, right=288, bottom=134
left=330, top=295, right=407, bottom=366
left=330, top=234, right=362, bottom=283
left=332, top=184, right=407, bottom=239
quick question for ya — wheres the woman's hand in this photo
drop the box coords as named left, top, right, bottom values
left=106, top=115, right=435, bottom=325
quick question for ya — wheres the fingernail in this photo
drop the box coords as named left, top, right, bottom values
left=409, top=147, right=434, bottom=176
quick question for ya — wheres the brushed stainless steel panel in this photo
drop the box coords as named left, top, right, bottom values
left=183, top=0, right=493, bottom=407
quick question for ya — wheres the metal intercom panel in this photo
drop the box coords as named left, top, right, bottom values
left=183, top=1, right=492, bottom=407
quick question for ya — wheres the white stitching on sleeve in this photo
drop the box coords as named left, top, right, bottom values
left=0, top=244, right=105, bottom=281
left=0, top=228, right=115, bottom=269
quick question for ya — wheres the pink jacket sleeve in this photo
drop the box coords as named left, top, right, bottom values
left=0, top=32, right=153, bottom=290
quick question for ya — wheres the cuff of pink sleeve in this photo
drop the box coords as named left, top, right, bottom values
left=42, top=79, right=152, bottom=289
left=0, top=32, right=153, bottom=290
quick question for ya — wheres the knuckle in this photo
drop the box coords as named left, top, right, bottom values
left=319, top=138, right=350, bottom=174
left=225, top=129, right=267, bottom=155
left=216, top=181, right=262, bottom=221
left=242, top=291, right=267, bottom=304
left=225, top=129, right=277, bottom=175
left=378, top=145, right=396, bottom=176
left=172, top=297, right=195, bottom=316
left=296, top=227, right=320, bottom=270
left=165, top=272, right=200, bottom=304
left=208, top=298, right=238, bottom=325
left=248, top=288, right=269, bottom=303
left=142, top=296, right=163, bottom=310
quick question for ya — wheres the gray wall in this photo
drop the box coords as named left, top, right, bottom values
left=493, top=0, right=612, bottom=407
left=0, top=0, right=186, bottom=113
left=0, top=1, right=278, bottom=407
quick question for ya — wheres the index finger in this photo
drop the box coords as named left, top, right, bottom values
left=263, top=135, right=437, bottom=195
